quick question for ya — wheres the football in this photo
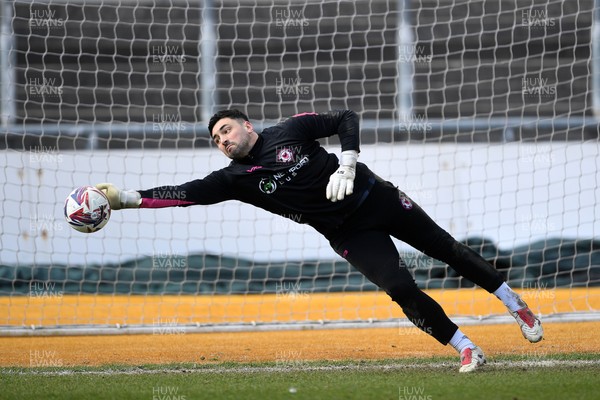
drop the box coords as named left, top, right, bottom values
left=64, top=186, right=111, bottom=233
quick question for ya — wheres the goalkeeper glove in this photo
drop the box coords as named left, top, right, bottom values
left=326, top=150, right=358, bottom=202
left=95, top=183, right=141, bottom=210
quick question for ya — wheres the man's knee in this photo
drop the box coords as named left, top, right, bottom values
left=385, top=279, right=421, bottom=304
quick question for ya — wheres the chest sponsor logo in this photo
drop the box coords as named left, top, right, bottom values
left=259, top=156, right=309, bottom=194
left=259, top=177, right=278, bottom=194
left=273, top=155, right=309, bottom=184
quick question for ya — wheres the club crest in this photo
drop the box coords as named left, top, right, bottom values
left=399, top=191, right=413, bottom=210
left=276, top=147, right=296, bottom=163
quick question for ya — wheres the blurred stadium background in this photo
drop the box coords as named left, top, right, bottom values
left=1, top=0, right=599, bottom=337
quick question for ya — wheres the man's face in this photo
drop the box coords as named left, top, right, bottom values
left=210, top=117, right=254, bottom=159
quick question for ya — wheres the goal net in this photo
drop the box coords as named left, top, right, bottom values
left=1, top=0, right=599, bottom=334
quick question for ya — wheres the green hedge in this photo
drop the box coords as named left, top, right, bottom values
left=2, top=238, right=598, bottom=295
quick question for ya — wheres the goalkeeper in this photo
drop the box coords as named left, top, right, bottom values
left=97, top=109, right=543, bottom=372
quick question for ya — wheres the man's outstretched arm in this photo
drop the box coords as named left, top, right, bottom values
left=96, top=172, right=232, bottom=210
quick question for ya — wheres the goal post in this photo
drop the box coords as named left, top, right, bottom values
left=1, top=0, right=600, bottom=335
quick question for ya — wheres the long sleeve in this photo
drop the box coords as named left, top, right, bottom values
left=285, top=110, right=360, bottom=153
left=137, top=170, right=234, bottom=208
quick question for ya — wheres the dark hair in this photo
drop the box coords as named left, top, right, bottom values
left=208, top=109, right=250, bottom=135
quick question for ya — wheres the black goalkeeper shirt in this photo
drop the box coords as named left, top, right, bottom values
left=138, top=110, right=377, bottom=235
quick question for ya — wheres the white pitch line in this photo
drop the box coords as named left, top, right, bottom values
left=2, top=359, right=600, bottom=376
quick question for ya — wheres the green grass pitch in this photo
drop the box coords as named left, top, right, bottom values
left=2, top=354, right=599, bottom=400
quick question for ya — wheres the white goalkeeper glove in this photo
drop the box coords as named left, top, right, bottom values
left=95, top=183, right=141, bottom=210
left=326, top=150, right=358, bottom=202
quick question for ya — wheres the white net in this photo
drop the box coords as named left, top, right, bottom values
left=1, top=0, right=599, bottom=333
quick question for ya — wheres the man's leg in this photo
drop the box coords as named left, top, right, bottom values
left=330, top=229, right=485, bottom=372
left=383, top=193, right=504, bottom=292
left=331, top=229, right=458, bottom=345
left=386, top=188, right=543, bottom=343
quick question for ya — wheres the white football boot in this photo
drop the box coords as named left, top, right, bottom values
left=459, top=346, right=486, bottom=373
left=510, top=306, right=544, bottom=343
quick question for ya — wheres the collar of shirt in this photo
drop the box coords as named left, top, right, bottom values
left=239, top=133, right=264, bottom=163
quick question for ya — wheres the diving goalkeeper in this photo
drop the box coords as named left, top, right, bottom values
left=97, top=109, right=543, bottom=372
